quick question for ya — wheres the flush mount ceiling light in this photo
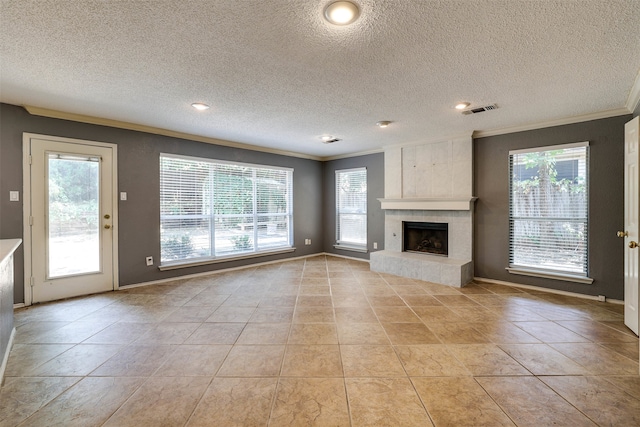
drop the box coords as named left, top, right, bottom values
left=191, top=103, right=210, bottom=111
left=376, top=121, right=392, bottom=128
left=324, top=1, right=360, bottom=25
left=455, top=102, right=470, bottom=110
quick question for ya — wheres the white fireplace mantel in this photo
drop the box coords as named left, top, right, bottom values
left=378, top=197, right=477, bottom=211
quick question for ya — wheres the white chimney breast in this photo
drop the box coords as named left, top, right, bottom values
left=385, top=136, right=473, bottom=201
left=384, top=146, right=403, bottom=198
left=375, top=133, right=476, bottom=287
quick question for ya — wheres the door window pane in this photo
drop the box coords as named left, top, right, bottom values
left=47, top=154, right=101, bottom=278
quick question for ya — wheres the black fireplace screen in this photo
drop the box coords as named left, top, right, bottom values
left=403, top=221, right=448, bottom=256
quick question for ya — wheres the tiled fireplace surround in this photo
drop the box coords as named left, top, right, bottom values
left=370, top=134, right=476, bottom=287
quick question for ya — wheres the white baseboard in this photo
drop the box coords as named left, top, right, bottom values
left=474, top=276, right=624, bottom=305
left=1, top=327, right=16, bottom=386
left=121, top=252, right=343, bottom=290
left=119, top=257, right=619, bottom=304
left=322, top=252, right=370, bottom=263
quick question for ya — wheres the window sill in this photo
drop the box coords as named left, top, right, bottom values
left=333, top=244, right=368, bottom=254
left=159, top=247, right=296, bottom=271
left=506, top=267, right=594, bottom=284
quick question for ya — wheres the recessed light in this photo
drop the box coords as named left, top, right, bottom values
left=324, top=1, right=360, bottom=25
left=191, top=103, right=210, bottom=111
left=455, top=102, right=470, bottom=110
left=376, top=121, right=392, bottom=128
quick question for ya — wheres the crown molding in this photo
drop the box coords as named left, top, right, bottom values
left=23, top=105, right=324, bottom=161
left=22, top=105, right=385, bottom=162
left=21, top=102, right=637, bottom=164
left=473, top=108, right=631, bottom=139
left=626, top=69, right=640, bottom=113
left=320, top=147, right=384, bottom=162
left=383, top=131, right=474, bottom=151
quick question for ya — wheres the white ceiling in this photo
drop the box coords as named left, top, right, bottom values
left=1, top=0, right=639, bottom=159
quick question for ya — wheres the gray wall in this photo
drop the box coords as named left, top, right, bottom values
left=322, top=153, right=385, bottom=260
left=474, top=115, right=631, bottom=300
left=1, top=101, right=633, bottom=303
left=0, top=103, right=324, bottom=304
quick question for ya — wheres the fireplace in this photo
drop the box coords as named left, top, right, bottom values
left=370, top=134, right=476, bottom=287
left=403, top=221, right=448, bottom=256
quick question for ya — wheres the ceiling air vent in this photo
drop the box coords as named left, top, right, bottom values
left=322, top=138, right=341, bottom=144
left=461, top=104, right=498, bottom=115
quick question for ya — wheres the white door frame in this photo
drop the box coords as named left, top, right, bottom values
left=22, top=133, right=119, bottom=306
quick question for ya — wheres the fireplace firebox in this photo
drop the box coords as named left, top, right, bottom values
left=403, top=221, right=448, bottom=256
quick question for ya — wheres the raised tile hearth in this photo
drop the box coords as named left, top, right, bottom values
left=370, top=250, right=473, bottom=286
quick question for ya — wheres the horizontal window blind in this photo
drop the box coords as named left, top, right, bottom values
left=509, top=143, right=589, bottom=276
left=160, top=154, right=293, bottom=264
left=336, top=168, right=367, bottom=249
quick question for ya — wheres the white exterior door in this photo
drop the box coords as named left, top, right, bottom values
left=623, top=117, right=639, bottom=335
left=24, top=134, right=118, bottom=304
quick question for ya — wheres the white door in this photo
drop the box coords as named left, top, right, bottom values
left=24, top=134, right=118, bottom=304
left=623, top=116, right=639, bottom=335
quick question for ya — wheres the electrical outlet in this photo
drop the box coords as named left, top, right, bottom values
left=597, top=295, right=606, bottom=302
left=304, top=238, right=311, bottom=245
left=145, top=256, right=153, bottom=266
left=9, top=191, right=19, bottom=201
left=373, top=242, right=378, bottom=249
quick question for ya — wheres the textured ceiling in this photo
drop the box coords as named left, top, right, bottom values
left=1, top=0, right=639, bottom=158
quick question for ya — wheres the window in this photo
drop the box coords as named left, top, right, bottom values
left=335, top=167, right=367, bottom=251
left=508, top=142, right=589, bottom=278
left=160, top=154, right=293, bottom=265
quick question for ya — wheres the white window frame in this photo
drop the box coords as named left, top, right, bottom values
left=506, top=142, right=593, bottom=284
left=159, top=153, right=294, bottom=269
left=334, top=167, right=367, bottom=253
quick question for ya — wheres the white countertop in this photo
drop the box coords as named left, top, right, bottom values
left=0, top=239, right=22, bottom=264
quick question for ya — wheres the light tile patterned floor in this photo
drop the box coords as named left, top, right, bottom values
left=1, top=255, right=639, bottom=426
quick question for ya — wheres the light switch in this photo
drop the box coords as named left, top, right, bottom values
left=9, top=191, right=19, bottom=201
left=120, top=192, right=127, bottom=201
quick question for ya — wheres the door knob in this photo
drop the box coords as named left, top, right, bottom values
left=617, top=231, right=628, bottom=238
left=104, top=214, right=110, bottom=219
left=629, top=241, right=638, bottom=249
left=104, top=224, right=111, bottom=229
